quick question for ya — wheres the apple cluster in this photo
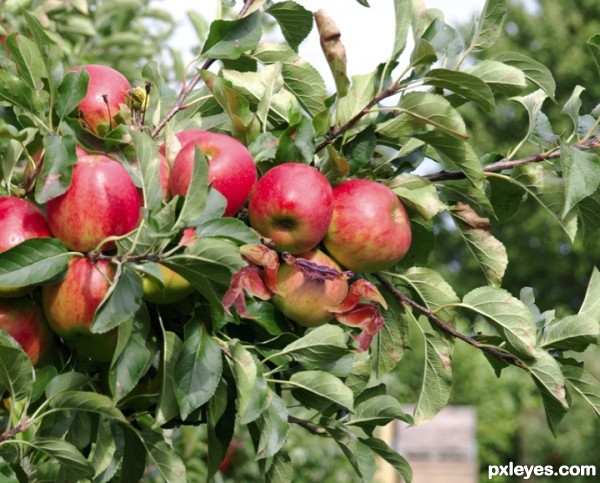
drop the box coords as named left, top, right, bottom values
left=1, top=62, right=413, bottom=366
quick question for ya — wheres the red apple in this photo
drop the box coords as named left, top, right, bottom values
left=248, top=163, right=333, bottom=254
left=46, top=154, right=142, bottom=252
left=42, top=257, right=117, bottom=362
left=169, top=131, right=257, bottom=216
left=142, top=264, right=195, bottom=305
left=0, top=196, right=52, bottom=297
left=272, top=250, right=348, bottom=327
left=0, top=298, right=53, bottom=365
left=71, top=64, right=131, bottom=136
left=323, top=179, right=412, bottom=273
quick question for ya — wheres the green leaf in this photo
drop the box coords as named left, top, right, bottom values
left=265, top=450, right=293, bottom=483
left=510, top=164, right=578, bottom=242
left=175, top=145, right=209, bottom=229
left=139, top=428, right=188, bottom=483
left=422, top=20, right=463, bottom=60
left=197, top=218, right=260, bottom=245
left=120, top=426, right=147, bottom=483
left=170, top=236, right=245, bottom=285
left=561, top=85, right=586, bottom=139
left=462, top=286, right=537, bottom=358
left=510, top=89, right=550, bottom=152
left=419, top=133, right=485, bottom=191
left=538, top=314, right=599, bottom=352
left=413, top=331, right=453, bottom=424
left=45, top=372, right=90, bottom=400
left=390, top=174, right=446, bottom=221
left=377, top=92, right=468, bottom=141
left=255, top=391, right=290, bottom=459
left=55, top=69, right=88, bottom=124
left=91, top=417, right=122, bottom=481
left=5, top=33, right=47, bottom=90
left=207, top=380, right=236, bottom=478
left=561, top=360, right=600, bottom=417
left=528, top=349, right=569, bottom=435
left=275, top=116, right=316, bottom=164
left=49, top=391, right=127, bottom=422
left=92, top=267, right=143, bottom=334
left=579, top=267, right=600, bottom=319
left=131, top=130, right=163, bottom=212
left=324, top=422, right=376, bottom=481
left=409, top=38, right=437, bottom=68
left=488, top=174, right=527, bottom=224
left=451, top=202, right=508, bottom=287
left=470, top=0, right=507, bottom=50
left=271, top=324, right=348, bottom=367
left=109, top=307, right=155, bottom=401
left=587, top=34, right=600, bottom=78
left=578, top=191, right=600, bottom=243
left=391, top=0, right=412, bottom=59
left=465, top=60, right=527, bottom=95
left=266, top=1, right=313, bottom=52
left=281, top=57, right=328, bottom=116
left=336, top=71, right=378, bottom=136
left=35, top=133, right=77, bottom=204
left=0, top=70, right=43, bottom=115
left=348, top=395, right=409, bottom=432
left=200, top=71, right=258, bottom=143
left=174, top=321, right=223, bottom=419
left=425, top=68, right=495, bottom=111
left=0, top=333, right=34, bottom=401
left=202, top=13, right=262, bottom=60
left=0, top=238, right=71, bottom=288
left=229, top=340, right=269, bottom=424
left=561, top=145, right=600, bottom=217
left=359, top=437, right=412, bottom=483
left=29, top=438, right=94, bottom=479
left=394, top=267, right=459, bottom=321
left=374, top=293, right=410, bottom=377
left=289, top=370, right=354, bottom=412
left=492, top=51, right=556, bottom=100
left=155, top=331, right=183, bottom=427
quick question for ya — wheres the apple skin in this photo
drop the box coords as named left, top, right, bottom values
left=272, top=250, right=348, bottom=327
left=42, top=257, right=117, bottom=362
left=248, top=163, right=333, bottom=254
left=0, top=196, right=52, bottom=297
left=0, top=298, right=54, bottom=366
left=169, top=131, right=257, bottom=216
left=46, top=154, right=142, bottom=252
left=159, top=129, right=204, bottom=166
left=71, top=64, right=131, bottom=136
left=323, top=179, right=412, bottom=273
left=142, top=264, right=195, bottom=305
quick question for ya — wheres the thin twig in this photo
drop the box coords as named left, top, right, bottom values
left=315, top=81, right=402, bottom=153
left=150, top=0, right=260, bottom=138
left=0, top=420, right=29, bottom=444
left=425, top=136, right=600, bottom=183
left=287, top=415, right=328, bottom=436
left=374, top=274, right=528, bottom=370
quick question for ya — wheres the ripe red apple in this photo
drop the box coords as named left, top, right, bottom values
left=42, top=257, right=117, bottom=362
left=248, top=163, right=333, bottom=254
left=71, top=64, right=131, bottom=136
left=142, top=264, right=195, bottom=305
left=46, top=154, right=142, bottom=252
left=169, top=131, right=257, bottom=216
left=323, top=179, right=412, bottom=273
left=0, top=298, right=53, bottom=365
left=0, top=196, right=52, bottom=297
left=272, top=250, right=348, bottom=327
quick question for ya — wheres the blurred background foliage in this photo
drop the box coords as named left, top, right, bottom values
left=1, top=0, right=599, bottom=481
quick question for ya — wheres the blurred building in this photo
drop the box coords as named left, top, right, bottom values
left=375, top=405, right=478, bottom=483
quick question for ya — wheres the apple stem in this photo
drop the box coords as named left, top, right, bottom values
left=101, top=94, right=113, bottom=131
